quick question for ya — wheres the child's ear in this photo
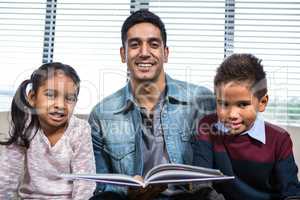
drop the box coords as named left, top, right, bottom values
left=258, top=94, right=268, bottom=112
left=27, top=90, right=36, bottom=107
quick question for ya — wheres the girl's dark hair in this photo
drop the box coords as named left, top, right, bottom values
left=214, top=53, right=267, bottom=99
left=0, top=62, right=80, bottom=148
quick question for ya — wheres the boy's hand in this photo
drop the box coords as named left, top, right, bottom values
left=128, top=175, right=167, bottom=200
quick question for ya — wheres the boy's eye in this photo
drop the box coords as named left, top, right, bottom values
left=238, top=102, right=250, bottom=108
left=217, top=101, right=228, bottom=107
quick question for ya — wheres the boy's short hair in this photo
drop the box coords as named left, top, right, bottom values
left=121, top=9, right=167, bottom=47
left=214, top=53, right=267, bottom=99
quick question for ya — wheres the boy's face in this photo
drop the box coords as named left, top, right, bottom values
left=215, top=81, right=268, bottom=135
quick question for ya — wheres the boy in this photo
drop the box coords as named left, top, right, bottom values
left=193, top=53, right=300, bottom=200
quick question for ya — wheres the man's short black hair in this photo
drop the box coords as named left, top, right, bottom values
left=121, top=9, right=167, bottom=47
left=214, top=53, right=267, bottom=99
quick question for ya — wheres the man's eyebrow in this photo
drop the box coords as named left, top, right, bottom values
left=127, top=37, right=162, bottom=43
left=127, top=37, right=140, bottom=43
left=148, top=37, right=161, bottom=42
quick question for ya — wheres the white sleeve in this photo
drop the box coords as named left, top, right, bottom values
left=0, top=143, right=24, bottom=199
left=70, top=121, right=96, bottom=200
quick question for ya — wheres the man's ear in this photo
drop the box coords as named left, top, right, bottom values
left=258, top=94, right=268, bottom=112
left=27, top=90, right=36, bottom=107
left=120, top=47, right=126, bottom=63
left=164, top=46, right=169, bottom=63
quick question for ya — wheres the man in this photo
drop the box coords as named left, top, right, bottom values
left=89, top=9, right=219, bottom=200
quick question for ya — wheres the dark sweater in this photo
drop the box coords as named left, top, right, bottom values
left=193, top=114, right=300, bottom=200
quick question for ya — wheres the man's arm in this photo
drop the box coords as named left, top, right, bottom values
left=189, top=86, right=216, bottom=140
left=195, top=87, right=216, bottom=117
left=88, top=110, right=127, bottom=196
left=192, top=114, right=214, bottom=169
left=191, top=115, right=226, bottom=200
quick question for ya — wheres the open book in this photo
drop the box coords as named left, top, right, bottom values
left=61, top=163, right=234, bottom=188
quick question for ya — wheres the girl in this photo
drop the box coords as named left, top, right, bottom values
left=0, top=62, right=96, bottom=199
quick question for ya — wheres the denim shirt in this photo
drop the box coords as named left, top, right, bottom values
left=88, top=74, right=215, bottom=196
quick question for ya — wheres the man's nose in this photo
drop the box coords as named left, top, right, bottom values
left=140, top=43, right=150, bottom=57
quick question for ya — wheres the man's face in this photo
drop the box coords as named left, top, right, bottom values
left=120, top=22, right=169, bottom=85
left=215, top=81, right=268, bottom=135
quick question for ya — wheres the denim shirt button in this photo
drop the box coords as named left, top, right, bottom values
left=172, top=158, right=177, bottom=162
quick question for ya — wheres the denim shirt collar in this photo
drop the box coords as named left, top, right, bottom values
left=165, top=74, right=189, bottom=103
left=215, top=116, right=266, bottom=144
left=112, top=81, right=135, bottom=114
left=114, top=74, right=188, bottom=114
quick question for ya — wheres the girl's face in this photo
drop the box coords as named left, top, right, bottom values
left=29, top=72, right=78, bottom=133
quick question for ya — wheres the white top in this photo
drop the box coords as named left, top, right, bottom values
left=0, top=115, right=96, bottom=199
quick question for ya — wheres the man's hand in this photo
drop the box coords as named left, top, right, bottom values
left=128, top=175, right=167, bottom=200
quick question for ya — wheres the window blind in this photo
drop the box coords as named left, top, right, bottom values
left=149, top=0, right=300, bottom=126
left=232, top=0, right=300, bottom=126
left=149, top=0, right=226, bottom=90
left=0, top=0, right=46, bottom=111
left=53, top=0, right=132, bottom=113
left=0, top=0, right=299, bottom=126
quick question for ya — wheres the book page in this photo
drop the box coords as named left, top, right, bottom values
left=145, top=163, right=223, bottom=180
left=145, top=176, right=235, bottom=186
left=143, top=163, right=233, bottom=187
left=61, top=173, right=144, bottom=187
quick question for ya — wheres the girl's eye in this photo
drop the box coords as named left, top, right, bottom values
left=45, top=91, right=55, bottom=98
left=66, top=95, right=77, bottom=103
